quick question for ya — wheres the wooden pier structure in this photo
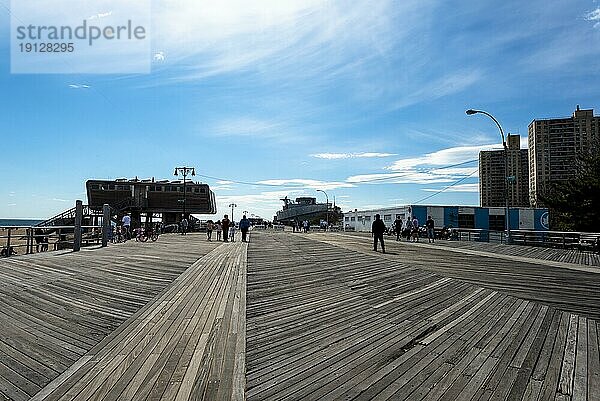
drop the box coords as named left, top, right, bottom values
left=0, top=231, right=599, bottom=400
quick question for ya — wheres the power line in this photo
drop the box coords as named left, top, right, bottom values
left=412, top=168, right=479, bottom=204
left=195, top=159, right=479, bottom=188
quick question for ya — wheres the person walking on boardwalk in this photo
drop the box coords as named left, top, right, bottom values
left=426, top=215, right=435, bottom=243
left=222, top=214, right=230, bottom=242
left=239, top=215, right=251, bottom=242
left=411, top=216, right=420, bottom=242
left=394, top=216, right=403, bottom=241
left=216, top=221, right=222, bottom=241
left=122, top=214, right=131, bottom=241
left=404, top=216, right=413, bottom=241
left=229, top=221, right=236, bottom=242
left=206, top=221, right=214, bottom=241
left=372, top=214, right=386, bottom=253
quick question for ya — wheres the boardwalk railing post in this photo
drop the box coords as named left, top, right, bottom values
left=102, top=204, right=110, bottom=247
left=73, top=200, right=83, bottom=252
left=6, top=228, right=11, bottom=257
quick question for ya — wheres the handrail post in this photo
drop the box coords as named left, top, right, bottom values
left=102, top=204, right=110, bottom=247
left=26, top=228, right=32, bottom=254
left=73, top=200, right=83, bottom=252
left=6, top=228, right=11, bottom=257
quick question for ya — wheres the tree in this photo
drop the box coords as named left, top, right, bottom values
left=540, top=144, right=600, bottom=232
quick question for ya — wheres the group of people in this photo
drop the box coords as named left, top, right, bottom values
left=372, top=214, right=436, bottom=253
left=206, top=214, right=251, bottom=243
left=292, top=220, right=312, bottom=233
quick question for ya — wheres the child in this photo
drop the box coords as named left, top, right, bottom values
left=216, top=221, right=222, bottom=241
left=206, top=221, right=214, bottom=241
left=229, top=221, right=236, bottom=242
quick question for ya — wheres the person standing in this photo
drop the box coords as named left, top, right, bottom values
left=206, top=221, right=214, bottom=241
left=180, top=216, right=189, bottom=235
left=394, top=216, right=403, bottom=241
left=371, top=214, right=386, bottom=253
left=426, top=215, right=435, bottom=243
left=239, top=215, right=251, bottom=242
left=222, top=214, right=230, bottom=242
left=122, top=214, right=131, bottom=241
left=216, top=221, right=222, bottom=241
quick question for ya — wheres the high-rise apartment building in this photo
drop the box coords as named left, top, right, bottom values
left=528, top=106, right=599, bottom=207
left=479, top=134, right=529, bottom=208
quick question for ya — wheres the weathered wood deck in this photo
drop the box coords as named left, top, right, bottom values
left=0, top=235, right=220, bottom=401
left=246, top=232, right=600, bottom=401
left=0, top=230, right=598, bottom=400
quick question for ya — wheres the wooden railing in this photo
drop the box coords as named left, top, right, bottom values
left=442, top=228, right=600, bottom=251
left=2, top=200, right=113, bottom=257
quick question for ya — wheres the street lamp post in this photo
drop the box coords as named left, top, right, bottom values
left=316, top=189, right=329, bottom=229
left=466, top=109, right=511, bottom=243
left=174, top=166, right=196, bottom=219
left=229, top=203, right=237, bottom=221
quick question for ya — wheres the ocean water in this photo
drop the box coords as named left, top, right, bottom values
left=0, top=219, right=43, bottom=226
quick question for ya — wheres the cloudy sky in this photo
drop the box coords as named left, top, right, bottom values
left=1, top=0, right=599, bottom=219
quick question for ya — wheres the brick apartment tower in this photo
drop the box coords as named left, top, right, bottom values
left=528, top=106, right=599, bottom=207
left=479, top=134, right=530, bottom=208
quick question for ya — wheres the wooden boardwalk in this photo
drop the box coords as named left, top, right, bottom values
left=1, top=230, right=599, bottom=400
left=246, top=232, right=600, bottom=401
left=0, top=235, right=220, bottom=401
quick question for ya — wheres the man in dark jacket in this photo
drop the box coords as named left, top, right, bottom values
left=222, top=214, right=230, bottom=242
left=371, top=214, right=386, bottom=253
left=239, top=215, right=251, bottom=242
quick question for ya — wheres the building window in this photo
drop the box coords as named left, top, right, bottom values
left=458, top=214, right=475, bottom=228
left=383, top=214, right=392, bottom=222
left=350, top=217, right=355, bottom=221
left=345, top=217, right=349, bottom=222
left=91, top=184, right=99, bottom=190
left=489, top=215, right=505, bottom=231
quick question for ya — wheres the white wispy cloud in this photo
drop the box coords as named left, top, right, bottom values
left=153, top=1, right=406, bottom=79
left=256, top=179, right=355, bottom=191
left=391, top=69, right=483, bottom=110
left=68, top=84, right=91, bottom=89
left=217, top=180, right=234, bottom=185
left=311, top=152, right=397, bottom=159
left=344, top=143, right=490, bottom=185
left=212, top=118, right=283, bottom=138
left=51, top=198, right=70, bottom=202
left=386, top=143, right=500, bottom=171
left=212, top=184, right=234, bottom=192
left=422, top=183, right=479, bottom=193
left=585, top=7, right=600, bottom=28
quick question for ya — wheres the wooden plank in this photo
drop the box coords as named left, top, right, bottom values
left=557, top=314, right=579, bottom=397
left=572, top=316, right=588, bottom=401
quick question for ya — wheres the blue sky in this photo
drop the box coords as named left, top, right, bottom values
left=1, top=0, right=599, bottom=220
